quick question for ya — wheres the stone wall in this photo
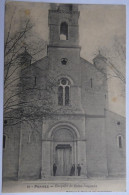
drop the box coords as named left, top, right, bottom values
left=18, top=121, right=42, bottom=179
left=3, top=123, right=20, bottom=180
left=105, top=110, right=126, bottom=177
left=81, top=57, right=107, bottom=115
left=86, top=117, right=108, bottom=177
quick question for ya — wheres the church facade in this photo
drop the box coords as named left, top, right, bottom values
left=3, top=4, right=126, bottom=180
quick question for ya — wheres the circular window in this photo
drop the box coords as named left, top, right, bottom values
left=61, top=79, right=67, bottom=85
left=61, top=58, right=68, bottom=65
left=117, top=121, right=120, bottom=125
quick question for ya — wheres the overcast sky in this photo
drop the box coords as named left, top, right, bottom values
left=5, top=2, right=126, bottom=116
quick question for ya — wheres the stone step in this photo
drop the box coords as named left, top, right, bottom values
left=41, top=176, right=87, bottom=181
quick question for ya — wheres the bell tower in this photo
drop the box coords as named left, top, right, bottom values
left=48, top=4, right=80, bottom=47
left=47, top=4, right=83, bottom=112
left=47, top=3, right=81, bottom=85
left=42, top=4, right=86, bottom=179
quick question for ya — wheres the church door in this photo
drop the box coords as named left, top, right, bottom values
left=55, top=144, right=72, bottom=176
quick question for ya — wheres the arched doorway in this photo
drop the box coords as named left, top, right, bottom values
left=53, top=128, right=73, bottom=176
left=50, top=124, right=78, bottom=176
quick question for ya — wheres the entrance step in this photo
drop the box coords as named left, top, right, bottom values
left=41, top=176, right=87, bottom=181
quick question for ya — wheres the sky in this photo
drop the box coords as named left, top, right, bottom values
left=5, top=1, right=126, bottom=116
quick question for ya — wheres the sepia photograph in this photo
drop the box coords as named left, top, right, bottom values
left=2, top=0, right=126, bottom=192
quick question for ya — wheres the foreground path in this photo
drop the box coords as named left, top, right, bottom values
left=2, top=178, right=126, bottom=192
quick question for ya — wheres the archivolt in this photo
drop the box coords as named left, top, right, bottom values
left=46, top=122, right=80, bottom=140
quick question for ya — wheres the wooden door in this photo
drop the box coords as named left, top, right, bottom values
left=55, top=146, right=72, bottom=176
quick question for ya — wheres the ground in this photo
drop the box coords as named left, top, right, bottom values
left=2, top=178, right=126, bottom=192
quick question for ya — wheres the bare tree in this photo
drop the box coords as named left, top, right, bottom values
left=3, top=8, right=54, bottom=129
left=97, top=36, right=125, bottom=84
left=93, top=35, right=126, bottom=103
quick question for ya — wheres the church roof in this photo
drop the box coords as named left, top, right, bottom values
left=80, top=57, right=105, bottom=74
left=31, top=56, right=48, bottom=71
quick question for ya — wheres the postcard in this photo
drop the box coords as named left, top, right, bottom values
left=2, top=1, right=126, bottom=192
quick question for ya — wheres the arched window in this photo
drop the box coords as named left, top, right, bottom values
left=65, top=86, right=69, bottom=105
left=90, top=78, right=93, bottom=88
left=58, top=86, right=63, bottom=105
left=58, top=78, right=70, bottom=106
left=60, top=22, right=68, bottom=40
left=3, top=134, right=7, bottom=149
left=117, top=135, right=123, bottom=149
